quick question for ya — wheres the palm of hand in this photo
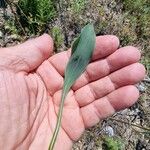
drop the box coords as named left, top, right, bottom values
left=0, top=34, right=145, bottom=150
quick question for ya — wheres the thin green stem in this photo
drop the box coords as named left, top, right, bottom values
left=48, top=86, right=68, bottom=150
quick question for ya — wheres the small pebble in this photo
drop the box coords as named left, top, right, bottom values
left=86, top=12, right=90, bottom=17
left=0, top=30, right=3, bottom=38
left=103, top=126, right=114, bottom=137
left=136, top=83, right=146, bottom=92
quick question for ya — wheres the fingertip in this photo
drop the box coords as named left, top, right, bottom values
left=110, top=63, right=146, bottom=87
left=2, top=34, right=54, bottom=72
left=93, top=35, right=120, bottom=60
left=96, top=35, right=120, bottom=48
left=138, top=63, right=146, bottom=75
left=107, top=35, right=120, bottom=48
left=131, top=63, right=146, bottom=81
left=125, top=85, right=140, bottom=107
left=37, top=34, right=54, bottom=58
left=108, top=85, right=140, bottom=111
left=123, top=46, right=141, bottom=60
left=42, top=33, right=53, bottom=44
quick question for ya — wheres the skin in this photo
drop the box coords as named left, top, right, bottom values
left=0, top=34, right=145, bottom=150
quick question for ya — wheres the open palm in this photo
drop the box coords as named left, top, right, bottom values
left=0, top=34, right=145, bottom=150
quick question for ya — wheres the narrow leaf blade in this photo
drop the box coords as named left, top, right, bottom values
left=64, top=24, right=96, bottom=90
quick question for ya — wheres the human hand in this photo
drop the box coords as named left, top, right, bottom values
left=0, top=34, right=145, bottom=150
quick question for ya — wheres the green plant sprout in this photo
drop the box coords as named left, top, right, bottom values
left=70, top=0, right=86, bottom=14
left=102, top=136, right=125, bottom=150
left=51, top=26, right=64, bottom=50
left=48, top=24, right=96, bottom=150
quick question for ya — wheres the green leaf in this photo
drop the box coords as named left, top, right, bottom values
left=48, top=23, right=96, bottom=150
left=65, top=24, right=96, bottom=89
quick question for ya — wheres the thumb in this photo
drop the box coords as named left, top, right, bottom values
left=0, top=34, right=53, bottom=72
